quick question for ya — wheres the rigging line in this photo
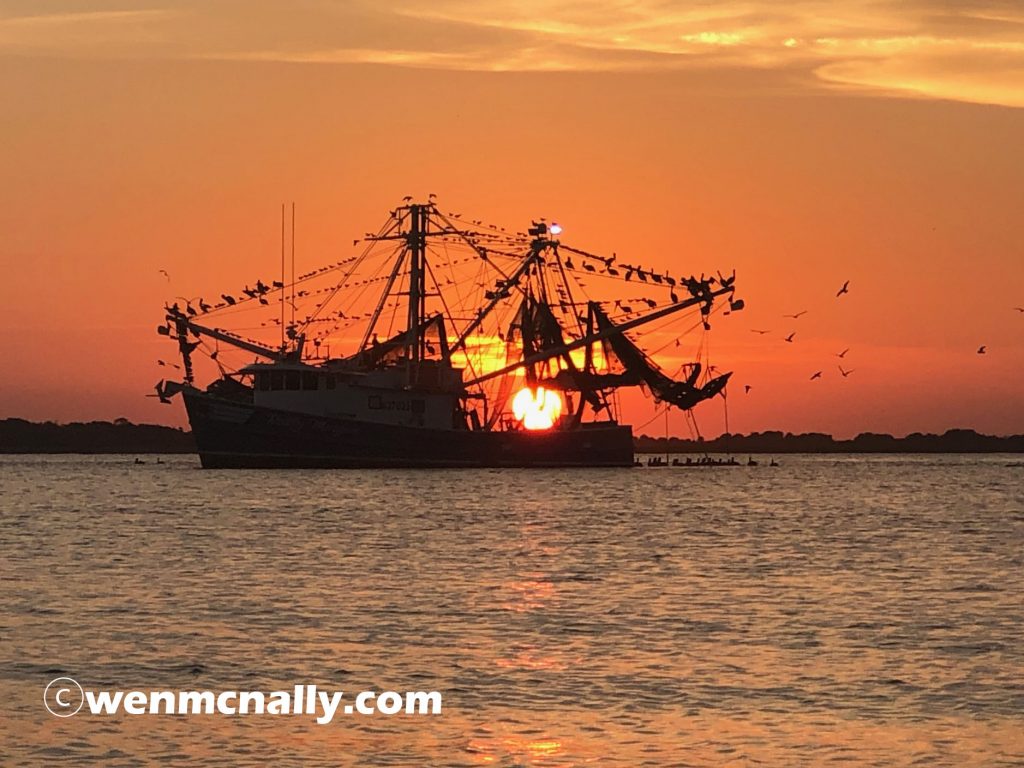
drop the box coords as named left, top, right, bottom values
left=635, top=402, right=670, bottom=432
left=299, top=213, right=400, bottom=329
left=385, top=266, right=407, bottom=339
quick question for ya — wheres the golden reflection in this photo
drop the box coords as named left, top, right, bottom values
left=501, top=576, right=555, bottom=612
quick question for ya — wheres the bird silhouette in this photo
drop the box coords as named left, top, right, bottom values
left=977, top=345, right=987, bottom=354
left=670, top=290, right=680, bottom=303
left=1014, top=307, right=1024, bottom=312
left=583, top=263, right=596, bottom=273
left=221, top=294, right=236, bottom=305
left=158, top=269, right=170, bottom=282
left=565, top=257, right=575, bottom=270
left=836, top=280, right=850, bottom=297
left=836, top=348, right=850, bottom=358
left=751, top=329, right=771, bottom=335
left=810, top=371, right=823, bottom=380
left=783, top=310, right=807, bottom=319
left=839, top=366, right=854, bottom=377
left=784, top=332, right=796, bottom=343
left=744, top=385, right=752, bottom=393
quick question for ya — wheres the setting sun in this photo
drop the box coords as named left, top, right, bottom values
left=511, top=387, right=563, bottom=430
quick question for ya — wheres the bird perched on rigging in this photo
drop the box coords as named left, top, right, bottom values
left=836, top=280, right=850, bottom=297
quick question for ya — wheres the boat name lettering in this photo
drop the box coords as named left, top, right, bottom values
left=367, top=395, right=410, bottom=411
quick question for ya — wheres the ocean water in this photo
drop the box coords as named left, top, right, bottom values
left=1, top=454, right=1022, bottom=767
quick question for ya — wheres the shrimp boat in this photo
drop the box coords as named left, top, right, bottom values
left=156, top=201, right=742, bottom=468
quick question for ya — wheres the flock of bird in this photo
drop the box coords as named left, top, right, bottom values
left=743, top=279, right=856, bottom=391
left=743, top=281, right=1019, bottom=394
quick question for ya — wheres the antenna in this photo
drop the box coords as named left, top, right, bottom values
left=291, top=202, right=296, bottom=328
left=280, top=203, right=285, bottom=351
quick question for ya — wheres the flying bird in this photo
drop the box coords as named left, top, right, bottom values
left=977, top=345, right=986, bottom=354
left=839, top=366, right=854, bottom=377
left=751, top=329, right=771, bottom=335
left=783, top=310, right=807, bottom=319
left=158, top=269, right=170, bottom=282
left=784, top=332, right=796, bottom=343
left=836, top=280, right=850, bottom=297
left=810, top=371, right=823, bottom=380
left=744, top=385, right=752, bottom=394
left=836, top=348, right=850, bottom=358
left=1014, top=307, right=1024, bottom=312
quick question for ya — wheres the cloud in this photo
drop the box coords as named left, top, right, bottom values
left=0, top=9, right=176, bottom=53
left=0, top=1, right=1021, bottom=108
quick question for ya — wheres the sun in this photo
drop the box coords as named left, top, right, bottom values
left=511, top=387, right=563, bottom=430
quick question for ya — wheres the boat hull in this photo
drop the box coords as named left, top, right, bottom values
left=182, top=389, right=635, bottom=468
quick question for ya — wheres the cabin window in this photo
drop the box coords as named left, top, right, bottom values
left=270, top=372, right=284, bottom=391
left=302, top=372, right=318, bottom=390
left=285, top=371, right=301, bottom=390
left=257, top=373, right=271, bottom=391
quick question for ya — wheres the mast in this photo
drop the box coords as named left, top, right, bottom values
left=406, top=204, right=427, bottom=363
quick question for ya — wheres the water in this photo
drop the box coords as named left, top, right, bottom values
left=1, top=454, right=1022, bottom=766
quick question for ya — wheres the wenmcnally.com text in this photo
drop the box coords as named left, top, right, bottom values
left=44, top=679, right=442, bottom=724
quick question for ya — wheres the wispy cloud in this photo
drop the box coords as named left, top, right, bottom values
left=1, top=1, right=1021, bottom=107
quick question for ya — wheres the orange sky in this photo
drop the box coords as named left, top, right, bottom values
left=1, top=1, right=1022, bottom=438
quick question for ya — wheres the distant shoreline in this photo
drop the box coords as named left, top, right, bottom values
left=635, top=430, right=1024, bottom=454
left=2, top=418, right=1023, bottom=455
